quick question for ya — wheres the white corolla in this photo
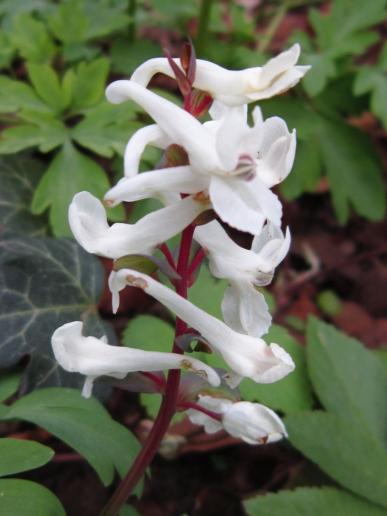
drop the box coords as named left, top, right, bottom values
left=108, top=269, right=295, bottom=386
left=104, top=80, right=295, bottom=234
left=52, top=321, right=220, bottom=398
left=130, top=43, right=310, bottom=106
left=69, top=191, right=208, bottom=259
left=194, top=220, right=290, bottom=337
left=187, top=395, right=287, bottom=444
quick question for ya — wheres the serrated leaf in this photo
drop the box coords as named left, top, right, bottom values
left=0, top=479, right=65, bottom=516
left=281, top=139, right=321, bottom=200
left=0, top=237, right=117, bottom=390
left=0, top=30, right=16, bottom=69
left=301, top=53, right=337, bottom=97
left=239, top=325, right=313, bottom=413
left=31, top=141, right=111, bottom=236
left=68, top=58, right=110, bottom=112
left=244, top=486, right=387, bottom=516
left=11, top=13, right=56, bottom=63
left=0, top=154, right=48, bottom=236
left=0, top=76, right=51, bottom=114
left=0, top=438, right=54, bottom=477
left=27, top=63, right=67, bottom=113
left=47, top=0, right=88, bottom=43
left=82, top=0, right=130, bottom=40
left=286, top=411, right=387, bottom=508
left=0, top=117, right=67, bottom=154
left=306, top=318, right=387, bottom=446
left=1, top=388, right=141, bottom=486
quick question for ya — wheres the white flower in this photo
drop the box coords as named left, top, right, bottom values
left=105, top=80, right=295, bottom=234
left=187, top=395, right=287, bottom=444
left=194, top=220, right=290, bottom=337
left=109, top=270, right=295, bottom=385
left=69, top=191, right=207, bottom=259
left=131, top=44, right=310, bottom=106
left=51, top=321, right=220, bottom=398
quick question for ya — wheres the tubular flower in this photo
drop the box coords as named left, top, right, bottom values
left=187, top=395, right=287, bottom=444
left=109, top=270, right=295, bottom=385
left=194, top=220, right=290, bottom=337
left=104, top=81, right=295, bottom=234
left=69, top=191, right=207, bottom=259
left=130, top=44, right=310, bottom=106
left=51, top=321, right=220, bottom=398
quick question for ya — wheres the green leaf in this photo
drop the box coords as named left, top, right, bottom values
left=82, top=0, right=130, bottom=40
left=0, top=438, right=54, bottom=477
left=244, top=486, right=387, bottom=516
left=0, top=30, right=16, bottom=69
left=286, top=411, right=387, bottom=508
left=0, top=154, right=48, bottom=236
left=31, top=141, right=110, bottom=236
left=0, top=116, right=67, bottom=154
left=318, top=118, right=385, bottom=223
left=239, top=325, right=313, bottom=413
left=0, top=370, right=22, bottom=402
left=123, top=314, right=174, bottom=352
left=2, top=388, right=141, bottom=486
left=68, top=58, right=110, bottom=111
left=189, top=265, right=227, bottom=319
left=306, top=318, right=387, bottom=446
left=111, top=39, right=160, bottom=74
left=11, top=13, right=56, bottom=63
left=0, top=479, right=65, bottom=516
left=27, top=63, right=67, bottom=113
left=47, top=0, right=88, bottom=43
left=301, top=53, right=337, bottom=97
left=0, top=237, right=117, bottom=390
left=0, top=76, right=51, bottom=114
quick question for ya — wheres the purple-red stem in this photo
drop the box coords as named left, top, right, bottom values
left=187, top=247, right=206, bottom=282
left=158, top=243, right=177, bottom=271
left=179, top=401, right=222, bottom=422
left=101, top=224, right=195, bottom=516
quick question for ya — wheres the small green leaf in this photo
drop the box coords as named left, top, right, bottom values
left=239, top=325, right=313, bottom=413
left=0, top=30, right=15, bottom=69
left=111, top=39, right=160, bottom=74
left=3, top=388, right=141, bottom=486
left=302, top=53, right=337, bottom=97
left=189, top=265, right=227, bottom=319
left=123, top=315, right=174, bottom=352
left=0, top=438, right=54, bottom=477
left=316, top=290, right=342, bottom=316
left=286, top=411, right=387, bottom=508
left=48, top=0, right=88, bottom=43
left=31, top=141, right=110, bottom=236
left=27, top=63, right=67, bottom=113
left=244, top=486, right=387, bottom=516
left=0, top=76, right=51, bottom=114
left=114, top=255, right=157, bottom=275
left=0, top=479, right=65, bottom=516
left=11, top=13, right=56, bottom=63
left=0, top=370, right=22, bottom=402
left=69, top=58, right=110, bottom=111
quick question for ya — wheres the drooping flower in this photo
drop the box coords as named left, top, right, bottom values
left=109, top=269, right=295, bottom=385
left=69, top=191, right=208, bottom=259
left=130, top=44, right=310, bottom=106
left=104, top=80, right=295, bottom=234
left=51, top=321, right=220, bottom=398
left=187, top=395, right=287, bottom=444
left=194, top=220, right=290, bottom=337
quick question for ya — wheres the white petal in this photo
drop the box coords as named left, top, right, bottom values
left=222, top=401, right=287, bottom=444
left=104, top=166, right=208, bottom=206
left=247, top=66, right=310, bottom=102
left=251, top=224, right=291, bottom=273
left=119, top=270, right=295, bottom=383
left=69, top=192, right=206, bottom=259
left=222, top=282, right=271, bottom=338
left=186, top=409, right=223, bottom=433
left=52, top=321, right=220, bottom=396
left=124, top=124, right=171, bottom=177
left=106, top=80, right=219, bottom=172
left=258, top=44, right=300, bottom=88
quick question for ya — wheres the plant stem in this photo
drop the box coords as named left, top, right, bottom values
left=258, top=1, right=291, bottom=54
left=196, top=0, right=214, bottom=57
left=101, top=225, right=195, bottom=516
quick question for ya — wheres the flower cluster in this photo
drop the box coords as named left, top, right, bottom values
left=51, top=44, right=309, bottom=445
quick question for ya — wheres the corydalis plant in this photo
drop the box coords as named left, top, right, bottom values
left=50, top=41, right=309, bottom=515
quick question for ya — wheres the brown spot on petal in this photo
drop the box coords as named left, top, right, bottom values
left=126, top=275, right=148, bottom=290
left=103, top=199, right=114, bottom=208
left=194, top=191, right=210, bottom=204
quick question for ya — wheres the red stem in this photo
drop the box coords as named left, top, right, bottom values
left=187, top=247, right=206, bottom=282
left=158, top=243, right=176, bottom=271
left=101, top=224, right=195, bottom=516
left=179, top=401, right=222, bottom=422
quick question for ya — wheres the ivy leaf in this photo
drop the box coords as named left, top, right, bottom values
left=1, top=388, right=141, bottom=486
left=239, top=325, right=313, bottom=413
left=31, top=141, right=111, bottom=236
left=244, top=486, right=387, bottom=516
left=0, top=438, right=54, bottom=477
left=0, top=479, right=65, bottom=516
left=11, top=13, right=56, bottom=63
left=0, top=154, right=48, bottom=237
left=0, top=236, right=117, bottom=391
